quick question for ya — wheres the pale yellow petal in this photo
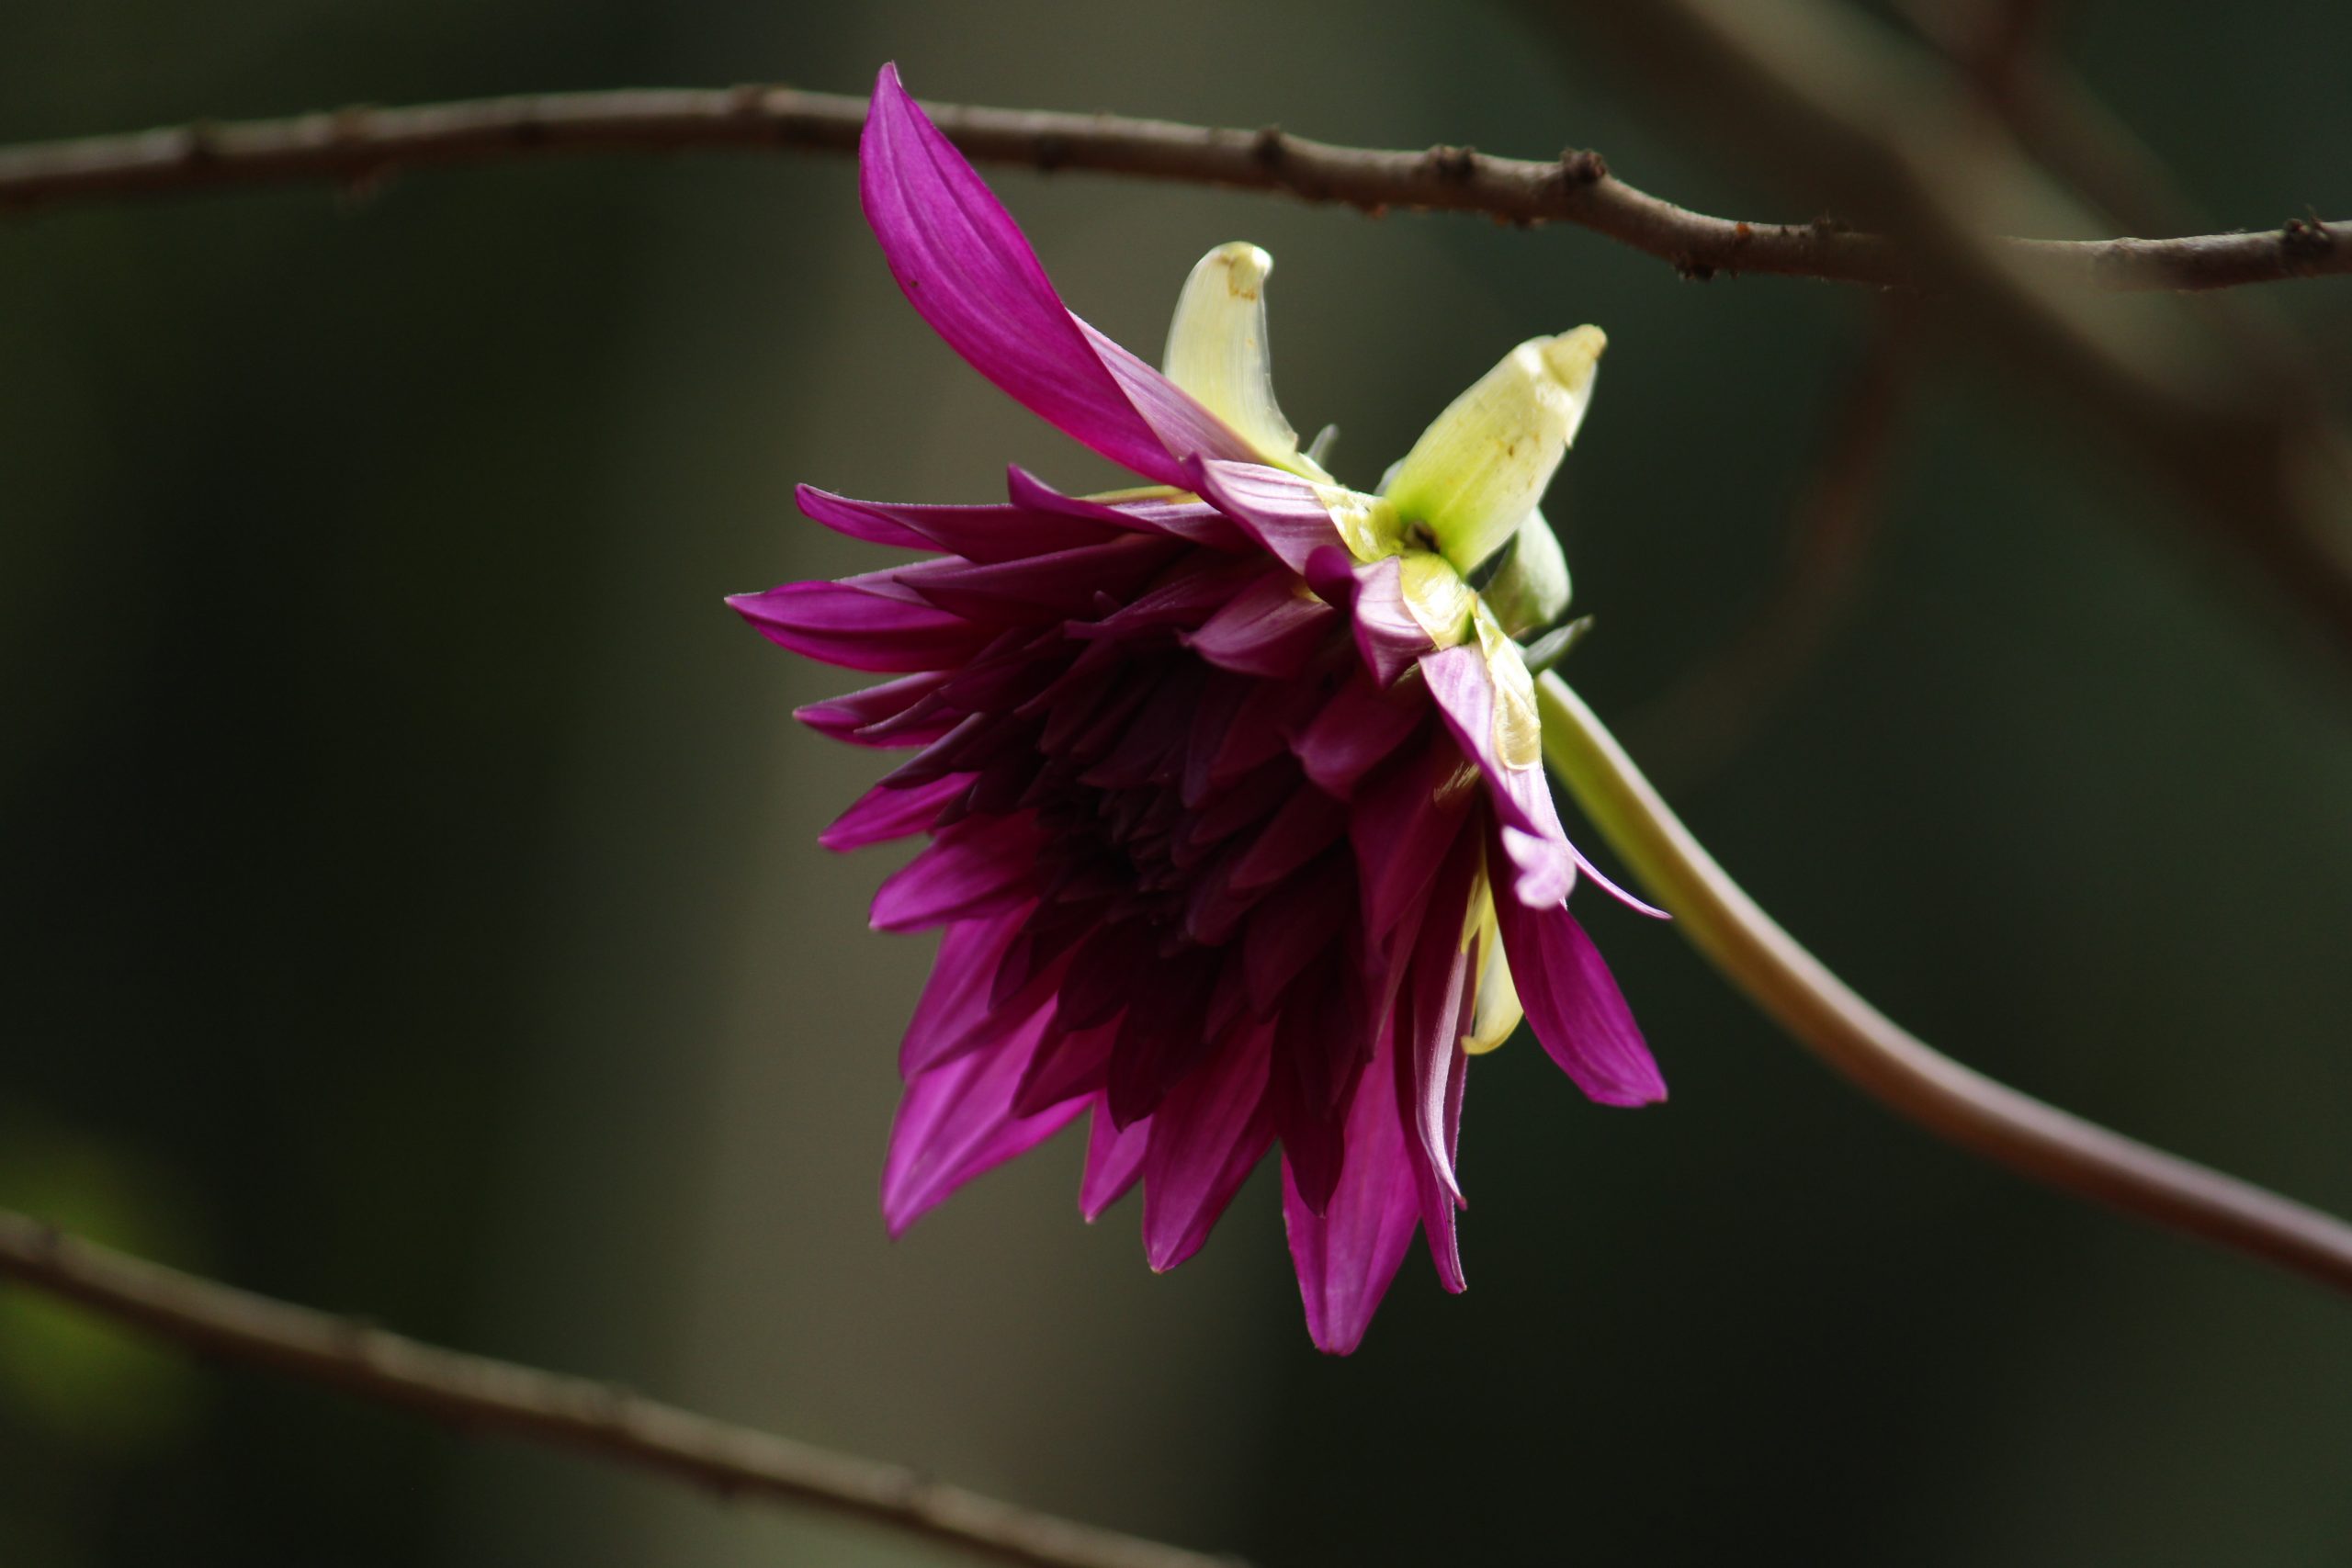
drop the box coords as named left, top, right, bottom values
left=1161, top=243, right=1333, bottom=482
left=1465, top=893, right=1522, bottom=1054
left=1382, top=325, right=1605, bottom=572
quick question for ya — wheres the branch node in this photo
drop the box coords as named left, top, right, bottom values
left=726, top=83, right=771, bottom=118
left=2282, top=215, right=2335, bottom=265
left=325, top=105, right=376, bottom=145
left=1250, top=125, right=1286, bottom=167
left=1034, top=132, right=1069, bottom=174
left=1557, top=147, right=1608, bottom=186
left=1423, top=143, right=1478, bottom=184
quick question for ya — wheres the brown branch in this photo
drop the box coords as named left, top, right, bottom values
left=0, top=1212, right=1236, bottom=1568
left=0, top=85, right=2345, bottom=292
left=1541, top=0, right=2352, bottom=690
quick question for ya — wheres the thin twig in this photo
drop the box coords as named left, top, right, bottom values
left=1540, top=675, right=2352, bottom=1297
left=1544, top=0, right=2352, bottom=691
left=0, top=1213, right=1236, bottom=1568
left=0, top=85, right=2345, bottom=292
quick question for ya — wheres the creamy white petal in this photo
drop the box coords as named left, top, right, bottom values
left=1382, top=326, right=1605, bottom=572
left=1161, top=243, right=1332, bottom=481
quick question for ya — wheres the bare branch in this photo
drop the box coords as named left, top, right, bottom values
left=0, top=85, right=2344, bottom=292
left=1542, top=0, right=2352, bottom=689
left=0, top=1213, right=1236, bottom=1568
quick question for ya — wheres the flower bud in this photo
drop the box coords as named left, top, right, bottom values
left=1382, top=326, right=1605, bottom=573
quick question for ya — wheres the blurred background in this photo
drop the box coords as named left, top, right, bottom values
left=3, top=1, right=2349, bottom=1563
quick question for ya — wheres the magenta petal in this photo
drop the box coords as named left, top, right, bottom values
left=1004, top=467, right=1251, bottom=552
left=1282, top=1021, right=1424, bottom=1354
left=870, top=814, right=1045, bottom=931
left=859, top=66, right=1253, bottom=487
left=796, top=671, right=954, bottom=748
left=1301, top=546, right=1432, bottom=691
left=1229, top=786, right=1348, bottom=892
left=1491, top=885, right=1666, bottom=1107
left=1182, top=457, right=1347, bottom=575
left=882, top=1008, right=1088, bottom=1236
left=1183, top=570, right=1340, bottom=678
left=1338, top=554, right=1442, bottom=688
left=1418, top=644, right=1577, bottom=907
left=1293, top=670, right=1429, bottom=801
left=896, top=534, right=1182, bottom=621
left=1403, top=838, right=1481, bottom=1206
left=819, top=772, right=970, bottom=852
left=799, top=483, right=1119, bottom=564
left=899, top=908, right=1028, bottom=1077
left=1408, top=1037, right=1469, bottom=1297
left=1350, top=739, right=1478, bottom=946
left=1080, top=1100, right=1151, bottom=1220
left=729, top=581, right=988, bottom=673
left=1017, top=1019, right=1117, bottom=1114
left=1140, top=1026, right=1275, bottom=1270
left=792, top=483, right=937, bottom=551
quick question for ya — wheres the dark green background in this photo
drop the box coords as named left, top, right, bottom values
left=3, top=2, right=2347, bottom=1563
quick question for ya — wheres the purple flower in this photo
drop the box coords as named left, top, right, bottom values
left=729, top=65, right=1664, bottom=1353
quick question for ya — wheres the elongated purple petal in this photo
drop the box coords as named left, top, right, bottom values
left=1293, top=670, right=1429, bottom=800
left=820, top=772, right=970, bottom=852
left=792, top=484, right=936, bottom=551
left=1282, top=1021, right=1423, bottom=1354
left=860, top=66, right=1254, bottom=487
left=1182, top=457, right=1347, bottom=575
left=1491, top=882, right=1666, bottom=1107
left=1183, top=570, right=1340, bottom=678
left=795, top=671, right=953, bottom=748
left=882, top=1008, right=1088, bottom=1236
left=729, top=581, right=989, bottom=673
left=896, top=534, right=1183, bottom=621
left=1141, top=1024, right=1275, bottom=1270
left=1418, top=643, right=1577, bottom=906
left=1081, top=1100, right=1150, bottom=1220
left=871, top=814, right=1045, bottom=931
left=1403, top=836, right=1482, bottom=1206
left=1350, top=738, right=1479, bottom=945
left=899, top=909, right=1027, bottom=1077
left=1004, top=468, right=1250, bottom=552
left=1302, top=547, right=1436, bottom=692
left=799, top=482, right=1119, bottom=564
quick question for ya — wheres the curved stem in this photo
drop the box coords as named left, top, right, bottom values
left=1538, top=671, right=2352, bottom=1294
left=0, top=1213, right=1235, bottom=1568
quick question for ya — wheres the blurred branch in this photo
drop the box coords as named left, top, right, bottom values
left=1539, top=0, right=2352, bottom=687
left=0, top=85, right=2346, bottom=291
left=1541, top=675, right=2352, bottom=1298
left=1631, top=300, right=1922, bottom=788
left=0, top=1213, right=1235, bottom=1568
left=1898, top=0, right=2202, bottom=239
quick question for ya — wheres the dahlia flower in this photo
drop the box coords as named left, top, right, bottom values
left=730, top=65, right=1665, bottom=1353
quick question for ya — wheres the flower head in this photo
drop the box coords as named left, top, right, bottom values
left=729, top=65, right=1664, bottom=1353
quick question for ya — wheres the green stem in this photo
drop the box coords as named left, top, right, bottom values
left=1538, top=670, right=2352, bottom=1295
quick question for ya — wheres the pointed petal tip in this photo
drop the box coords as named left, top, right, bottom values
left=1307, top=1329, right=1364, bottom=1357
left=879, top=1199, right=921, bottom=1241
